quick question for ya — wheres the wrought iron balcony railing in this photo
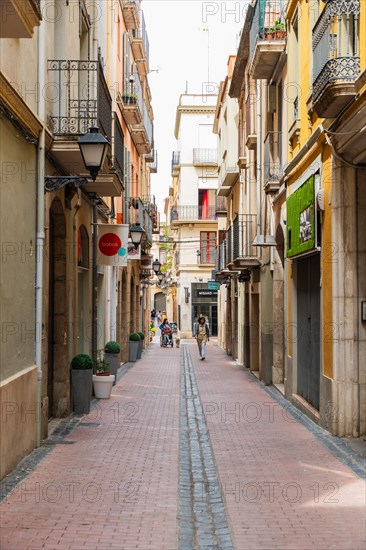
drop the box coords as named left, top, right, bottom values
left=263, top=131, right=283, bottom=190
left=129, top=197, right=153, bottom=247
left=48, top=59, right=112, bottom=142
left=193, top=148, right=218, bottom=165
left=148, top=149, right=158, bottom=173
left=131, top=10, right=150, bottom=66
left=121, top=71, right=143, bottom=113
left=250, top=0, right=286, bottom=51
left=142, top=104, right=153, bottom=146
left=232, top=214, right=258, bottom=260
left=215, top=240, right=227, bottom=272
left=113, top=114, right=124, bottom=184
left=215, top=196, right=228, bottom=216
left=172, top=151, right=180, bottom=166
left=170, top=205, right=217, bottom=222
left=227, top=225, right=233, bottom=265
left=312, top=0, right=360, bottom=115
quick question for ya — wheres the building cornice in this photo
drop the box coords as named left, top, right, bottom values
left=174, top=104, right=216, bottom=139
left=0, top=71, right=53, bottom=148
left=229, top=4, right=254, bottom=98
left=284, top=124, right=325, bottom=180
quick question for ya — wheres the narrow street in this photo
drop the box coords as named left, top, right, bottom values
left=1, top=339, right=365, bottom=550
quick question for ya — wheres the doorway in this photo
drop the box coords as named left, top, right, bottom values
left=297, top=253, right=321, bottom=410
left=273, top=224, right=285, bottom=384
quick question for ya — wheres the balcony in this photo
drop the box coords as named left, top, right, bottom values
left=263, top=131, right=283, bottom=193
left=130, top=102, right=153, bottom=155
left=215, top=239, right=232, bottom=282
left=141, top=195, right=160, bottom=234
left=193, top=148, right=218, bottom=166
left=129, top=197, right=154, bottom=248
left=111, top=113, right=124, bottom=185
left=249, top=0, right=287, bottom=79
left=122, top=0, right=141, bottom=30
left=215, top=196, right=228, bottom=217
left=228, top=215, right=260, bottom=269
left=219, top=161, right=239, bottom=190
left=147, top=149, right=158, bottom=173
left=245, top=98, right=257, bottom=150
left=130, top=11, right=149, bottom=76
left=215, top=240, right=227, bottom=272
left=117, top=73, right=143, bottom=125
left=48, top=59, right=122, bottom=196
left=170, top=205, right=217, bottom=226
left=171, top=151, right=180, bottom=175
left=312, top=0, right=360, bottom=118
left=0, top=0, right=41, bottom=38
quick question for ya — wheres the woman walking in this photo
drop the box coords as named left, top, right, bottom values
left=195, top=314, right=210, bottom=360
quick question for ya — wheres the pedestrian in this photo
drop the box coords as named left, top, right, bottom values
left=151, top=308, right=156, bottom=322
left=194, top=314, right=209, bottom=360
left=157, top=310, right=162, bottom=324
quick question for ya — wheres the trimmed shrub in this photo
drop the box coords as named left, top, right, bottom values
left=71, top=354, right=93, bottom=370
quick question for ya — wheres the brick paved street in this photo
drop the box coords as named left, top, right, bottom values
left=1, top=339, right=365, bottom=550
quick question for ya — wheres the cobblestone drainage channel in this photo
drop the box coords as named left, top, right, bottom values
left=179, top=344, right=234, bottom=550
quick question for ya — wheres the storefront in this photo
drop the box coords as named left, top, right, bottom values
left=191, top=283, right=218, bottom=336
left=287, top=173, right=321, bottom=410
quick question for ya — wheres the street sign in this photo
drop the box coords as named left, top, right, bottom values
left=208, top=281, right=220, bottom=291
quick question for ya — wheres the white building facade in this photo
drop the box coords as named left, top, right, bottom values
left=171, top=94, right=218, bottom=338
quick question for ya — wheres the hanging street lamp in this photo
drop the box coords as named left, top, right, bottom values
left=129, top=222, right=145, bottom=249
left=44, top=126, right=110, bottom=191
left=152, top=258, right=161, bottom=274
left=78, top=126, right=110, bottom=181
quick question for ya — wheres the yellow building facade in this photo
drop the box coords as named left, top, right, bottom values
left=285, top=0, right=365, bottom=435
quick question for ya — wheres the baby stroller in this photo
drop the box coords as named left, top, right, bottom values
left=160, top=326, right=174, bottom=347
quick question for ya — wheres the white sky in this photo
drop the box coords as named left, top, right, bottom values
left=142, top=1, right=248, bottom=219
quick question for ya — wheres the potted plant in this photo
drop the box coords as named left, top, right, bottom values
left=264, top=26, right=275, bottom=40
left=70, top=354, right=93, bottom=414
left=92, top=351, right=115, bottom=398
left=104, top=340, right=121, bottom=386
left=137, top=332, right=145, bottom=359
left=275, top=20, right=285, bottom=39
left=122, top=93, right=137, bottom=105
left=129, top=332, right=141, bottom=362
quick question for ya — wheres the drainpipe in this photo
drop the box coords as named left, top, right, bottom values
left=36, top=0, right=45, bottom=447
left=256, top=80, right=261, bottom=260
left=92, top=197, right=98, bottom=367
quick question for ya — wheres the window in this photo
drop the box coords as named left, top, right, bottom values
left=200, top=232, right=216, bottom=264
left=198, top=189, right=216, bottom=220
left=78, top=225, right=89, bottom=268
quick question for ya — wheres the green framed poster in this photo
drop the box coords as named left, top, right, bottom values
left=286, top=175, right=316, bottom=258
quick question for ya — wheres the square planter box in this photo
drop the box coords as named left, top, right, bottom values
left=104, top=353, right=120, bottom=385
left=71, top=369, right=93, bottom=414
left=129, top=340, right=139, bottom=362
